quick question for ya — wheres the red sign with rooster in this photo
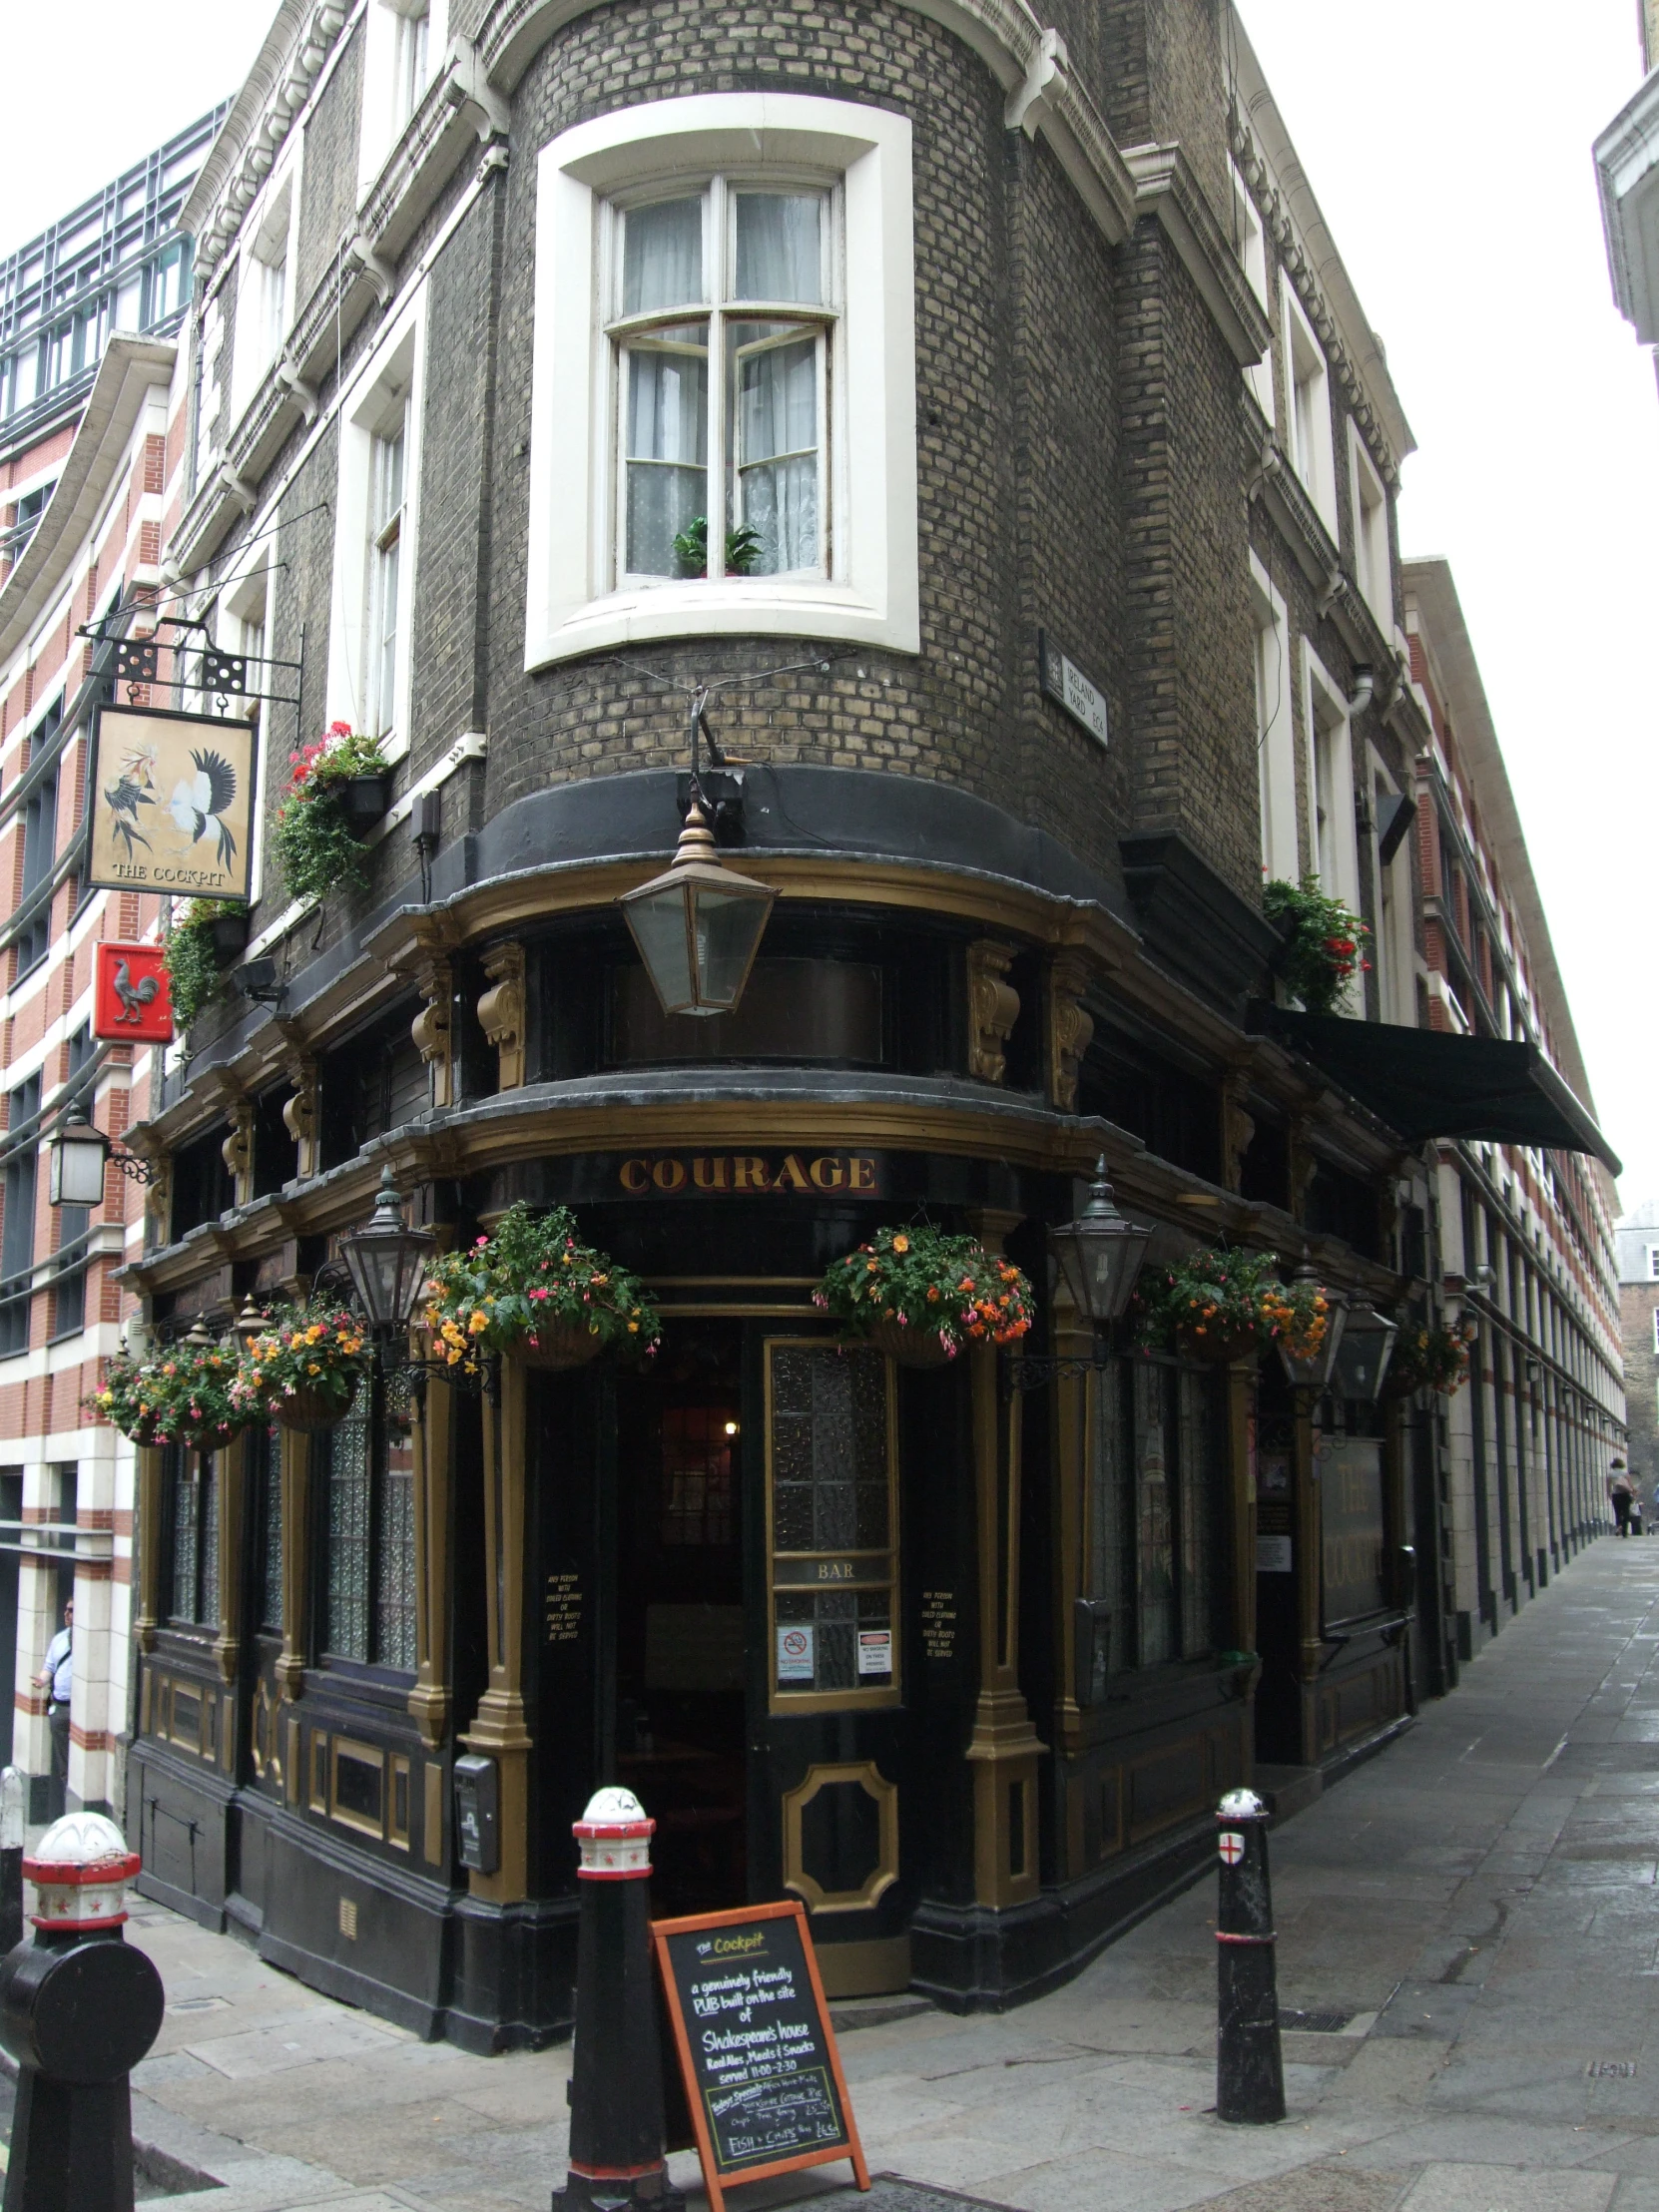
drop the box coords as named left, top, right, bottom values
left=94, top=943, right=174, bottom=1043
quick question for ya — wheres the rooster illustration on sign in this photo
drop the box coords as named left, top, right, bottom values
left=168, top=747, right=239, bottom=871
left=103, top=740, right=158, bottom=861
left=110, top=958, right=162, bottom=1026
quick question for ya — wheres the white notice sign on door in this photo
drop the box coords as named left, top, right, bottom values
left=777, top=1624, right=816, bottom=1682
left=856, top=1628, right=893, bottom=1676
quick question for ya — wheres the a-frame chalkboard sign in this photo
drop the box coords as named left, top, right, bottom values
left=651, top=1900, right=871, bottom=2212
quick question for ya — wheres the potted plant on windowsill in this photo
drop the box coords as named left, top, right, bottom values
left=420, top=1203, right=662, bottom=1375
left=164, top=897, right=250, bottom=1032
left=1263, top=874, right=1373, bottom=1013
left=232, top=1300, right=373, bottom=1433
left=272, top=721, right=393, bottom=907
left=1133, top=1246, right=1329, bottom=1368
left=813, top=1226, right=1035, bottom=1368
left=672, top=517, right=764, bottom=579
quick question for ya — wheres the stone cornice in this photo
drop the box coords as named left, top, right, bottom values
left=1122, top=143, right=1271, bottom=368
left=479, top=0, right=1136, bottom=244
left=1594, top=66, right=1659, bottom=344
left=1225, top=11, right=1413, bottom=485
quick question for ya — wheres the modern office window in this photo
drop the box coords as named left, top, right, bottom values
left=15, top=721, right=60, bottom=975
left=0, top=1074, right=42, bottom=1358
left=525, top=94, right=919, bottom=665
left=50, top=1025, right=95, bottom=1341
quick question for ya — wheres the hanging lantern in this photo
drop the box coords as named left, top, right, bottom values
left=619, top=803, right=776, bottom=1018
left=1048, top=1158, right=1153, bottom=1329
left=47, top=1116, right=110, bottom=1209
left=339, top=1168, right=436, bottom=1335
left=1331, top=1300, right=1398, bottom=1401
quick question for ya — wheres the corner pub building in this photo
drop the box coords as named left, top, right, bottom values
left=117, top=0, right=1616, bottom=2047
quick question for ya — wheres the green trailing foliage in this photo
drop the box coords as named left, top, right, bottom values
left=271, top=722, right=390, bottom=907
left=1263, top=874, right=1372, bottom=1014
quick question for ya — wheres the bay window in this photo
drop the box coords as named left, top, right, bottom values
left=526, top=94, right=918, bottom=664
left=615, top=185, right=832, bottom=583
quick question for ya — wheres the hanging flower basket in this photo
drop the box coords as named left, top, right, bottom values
left=1382, top=1318, right=1476, bottom=1399
left=814, top=1225, right=1035, bottom=1364
left=1263, top=875, right=1373, bottom=1013
left=1135, top=1246, right=1328, bottom=1371
left=339, top=772, right=393, bottom=833
left=1174, top=1321, right=1262, bottom=1366
left=864, top=1316, right=957, bottom=1370
left=512, top=1318, right=607, bottom=1372
left=271, top=723, right=393, bottom=907
left=420, top=1203, right=661, bottom=1378
left=86, top=1334, right=257, bottom=1451
left=231, top=1300, right=372, bottom=1434
left=209, top=909, right=252, bottom=962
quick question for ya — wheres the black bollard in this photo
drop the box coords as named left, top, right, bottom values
left=552, top=1788, right=682, bottom=2212
left=0, top=1768, right=24, bottom=1956
left=1215, top=1787, right=1286, bottom=2124
left=0, top=1812, right=165, bottom=2212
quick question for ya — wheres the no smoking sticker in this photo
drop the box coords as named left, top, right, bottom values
left=1218, top=1832, right=1246, bottom=1865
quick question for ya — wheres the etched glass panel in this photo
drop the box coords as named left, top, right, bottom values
left=169, top=1445, right=198, bottom=1623
left=200, top=1457, right=220, bottom=1629
left=1177, top=1368, right=1217, bottom=1658
left=769, top=1344, right=892, bottom=1696
left=1132, top=1361, right=1175, bottom=1666
left=326, top=1409, right=371, bottom=1660
left=373, top=1414, right=416, bottom=1673
left=259, top=1426, right=283, bottom=1631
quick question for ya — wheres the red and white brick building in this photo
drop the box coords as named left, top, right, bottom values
left=0, top=110, right=222, bottom=1817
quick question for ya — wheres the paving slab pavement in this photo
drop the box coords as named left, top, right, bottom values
left=24, top=1533, right=1659, bottom=2212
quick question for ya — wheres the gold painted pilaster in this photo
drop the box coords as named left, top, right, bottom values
left=964, top=1208, right=1044, bottom=1910
left=407, top=1374, right=453, bottom=1749
left=276, top=1427, right=310, bottom=1700
left=462, top=1357, right=532, bottom=1903
left=212, top=1435, right=248, bottom=1689
left=1051, top=1286, right=1092, bottom=1756
left=1295, top=1395, right=1322, bottom=1763
left=136, top=1444, right=164, bottom=1655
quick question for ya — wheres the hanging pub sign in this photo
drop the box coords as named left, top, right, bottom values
left=652, top=1900, right=869, bottom=2212
left=86, top=704, right=257, bottom=901
left=93, top=942, right=174, bottom=1044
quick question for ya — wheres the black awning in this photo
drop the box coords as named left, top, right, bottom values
left=1246, top=1003, right=1621, bottom=1176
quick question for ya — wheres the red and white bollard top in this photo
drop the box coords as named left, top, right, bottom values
left=25, top=1811, right=142, bottom=1932
left=572, top=1788, right=654, bottom=1882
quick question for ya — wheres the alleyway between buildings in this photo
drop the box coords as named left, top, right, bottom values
left=48, top=1533, right=1659, bottom=2212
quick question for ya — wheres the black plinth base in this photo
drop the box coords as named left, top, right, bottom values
left=552, top=2170, right=685, bottom=2212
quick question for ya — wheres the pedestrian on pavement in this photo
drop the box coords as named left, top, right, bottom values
left=31, top=1601, right=71, bottom=1817
left=1610, top=1468, right=1635, bottom=1537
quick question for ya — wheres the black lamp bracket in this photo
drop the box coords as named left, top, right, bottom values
left=112, top=1148, right=159, bottom=1187
left=1002, top=1330, right=1114, bottom=1398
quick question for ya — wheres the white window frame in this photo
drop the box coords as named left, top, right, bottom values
left=324, top=298, right=425, bottom=756
left=358, top=0, right=448, bottom=195
left=1283, top=283, right=1337, bottom=538
left=219, top=554, right=276, bottom=897
left=525, top=93, right=919, bottom=670
left=1652, top=1306, right=1659, bottom=1356
left=230, top=167, right=299, bottom=426
left=1230, top=164, right=1273, bottom=423
left=1648, top=1247, right=1659, bottom=1281
left=1348, top=421, right=1391, bottom=631
left=1250, top=552, right=1295, bottom=882
left=1368, top=749, right=1413, bottom=1027
left=1303, top=642, right=1361, bottom=968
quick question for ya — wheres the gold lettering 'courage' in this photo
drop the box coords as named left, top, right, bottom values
left=617, top=1154, right=881, bottom=1197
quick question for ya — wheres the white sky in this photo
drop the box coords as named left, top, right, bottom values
left=4, top=1, right=1655, bottom=1208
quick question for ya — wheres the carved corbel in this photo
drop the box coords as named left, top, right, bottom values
left=966, top=941, right=1018, bottom=1086
left=222, top=1096, right=256, bottom=1206
left=1047, top=952, right=1094, bottom=1115
left=1221, top=1069, right=1257, bottom=1195
left=477, top=943, right=527, bottom=1091
left=1288, top=1119, right=1319, bottom=1223
left=409, top=957, right=454, bottom=1110
left=282, top=1055, right=319, bottom=1179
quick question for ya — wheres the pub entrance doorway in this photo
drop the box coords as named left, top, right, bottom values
left=614, top=1319, right=750, bottom=1917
